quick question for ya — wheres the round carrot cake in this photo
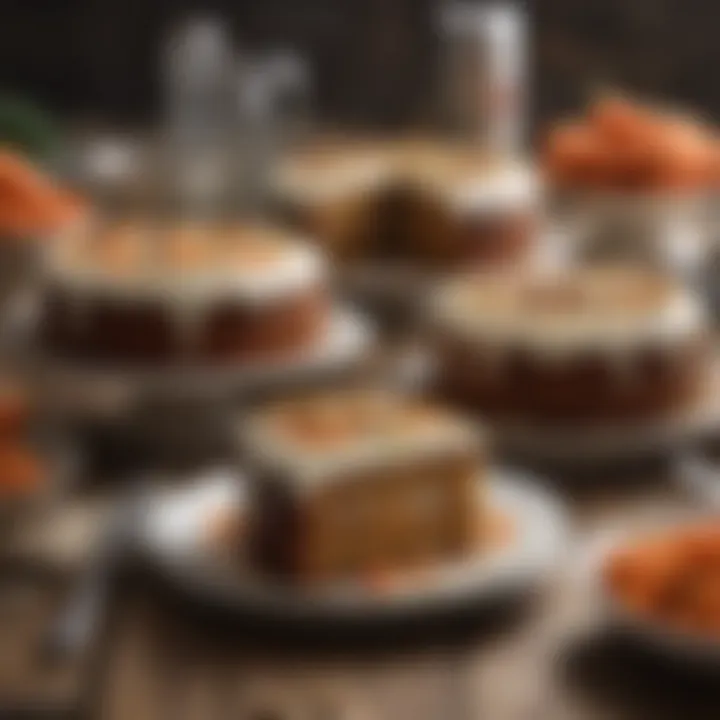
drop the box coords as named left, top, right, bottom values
left=431, top=266, right=710, bottom=423
left=40, top=220, right=329, bottom=365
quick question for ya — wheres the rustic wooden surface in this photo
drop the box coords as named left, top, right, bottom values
left=0, top=570, right=94, bottom=717
left=2, top=462, right=719, bottom=720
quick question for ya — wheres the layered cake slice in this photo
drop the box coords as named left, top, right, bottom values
left=396, top=145, right=539, bottom=267
left=41, top=220, right=329, bottom=365
left=275, top=137, right=538, bottom=269
left=431, top=266, right=710, bottom=422
left=273, top=140, right=393, bottom=260
left=242, top=390, right=484, bottom=584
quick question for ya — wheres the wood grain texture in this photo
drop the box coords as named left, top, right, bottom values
left=4, top=468, right=717, bottom=719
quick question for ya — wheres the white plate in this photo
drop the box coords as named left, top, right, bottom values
left=138, top=468, right=568, bottom=623
left=25, top=307, right=374, bottom=417
left=494, top=369, right=720, bottom=464
left=587, top=521, right=720, bottom=661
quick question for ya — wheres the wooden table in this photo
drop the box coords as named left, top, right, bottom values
left=2, top=460, right=719, bottom=720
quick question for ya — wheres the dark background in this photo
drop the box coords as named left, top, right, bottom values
left=1, top=0, right=718, bottom=133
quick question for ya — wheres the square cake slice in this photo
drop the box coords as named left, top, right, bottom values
left=242, top=390, right=484, bottom=584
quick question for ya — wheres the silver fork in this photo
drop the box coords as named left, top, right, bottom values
left=42, top=481, right=148, bottom=662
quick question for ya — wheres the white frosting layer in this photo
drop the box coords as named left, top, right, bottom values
left=441, top=165, right=539, bottom=215
left=47, top=221, right=325, bottom=306
left=243, top=392, right=483, bottom=489
left=431, top=267, right=707, bottom=358
left=275, top=138, right=537, bottom=213
left=393, top=140, right=538, bottom=213
left=273, top=149, right=393, bottom=203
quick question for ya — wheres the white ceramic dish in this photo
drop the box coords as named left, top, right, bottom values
left=555, top=191, right=716, bottom=278
left=137, top=467, right=568, bottom=624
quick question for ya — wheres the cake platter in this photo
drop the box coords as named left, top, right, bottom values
left=5, top=297, right=375, bottom=419
left=137, top=467, right=568, bottom=627
left=493, top=367, right=720, bottom=465
left=427, top=263, right=716, bottom=465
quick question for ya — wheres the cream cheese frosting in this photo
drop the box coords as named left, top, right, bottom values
left=47, top=220, right=325, bottom=305
left=275, top=137, right=537, bottom=212
left=243, top=391, right=483, bottom=489
left=431, top=266, right=707, bottom=358
left=273, top=143, right=394, bottom=203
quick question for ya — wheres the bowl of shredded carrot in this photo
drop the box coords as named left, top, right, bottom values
left=600, top=519, right=720, bottom=658
left=543, top=94, right=720, bottom=273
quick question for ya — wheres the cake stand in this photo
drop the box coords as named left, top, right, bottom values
left=2, top=298, right=377, bottom=465
left=493, top=364, right=720, bottom=465
left=5, top=296, right=374, bottom=414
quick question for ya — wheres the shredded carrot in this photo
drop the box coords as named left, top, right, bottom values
left=545, top=95, right=720, bottom=192
left=0, top=444, right=42, bottom=498
left=0, top=149, right=86, bottom=238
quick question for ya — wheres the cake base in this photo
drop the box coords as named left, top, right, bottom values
left=435, top=333, right=710, bottom=425
left=25, top=307, right=374, bottom=416
left=41, top=287, right=328, bottom=366
left=490, top=358, right=720, bottom=464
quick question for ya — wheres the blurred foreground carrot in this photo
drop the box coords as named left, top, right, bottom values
left=0, top=148, right=86, bottom=238
left=0, top=443, right=43, bottom=498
